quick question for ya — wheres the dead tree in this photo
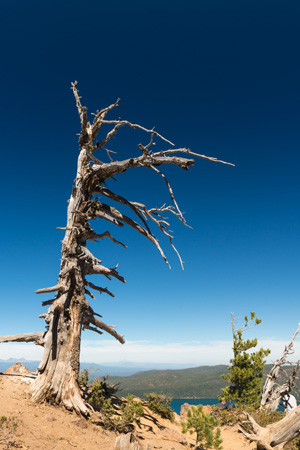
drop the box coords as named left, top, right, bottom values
left=0, top=82, right=233, bottom=415
left=260, top=323, right=300, bottom=411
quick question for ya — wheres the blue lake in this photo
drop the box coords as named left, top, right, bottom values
left=171, top=398, right=286, bottom=415
left=171, top=398, right=219, bottom=415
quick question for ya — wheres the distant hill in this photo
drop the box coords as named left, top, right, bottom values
left=79, top=361, right=198, bottom=377
left=0, top=360, right=229, bottom=397
left=107, top=364, right=300, bottom=399
left=107, top=365, right=229, bottom=398
left=0, top=359, right=199, bottom=377
left=2, top=359, right=298, bottom=400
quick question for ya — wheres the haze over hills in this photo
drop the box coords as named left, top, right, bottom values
left=0, top=359, right=200, bottom=377
left=0, top=358, right=28, bottom=363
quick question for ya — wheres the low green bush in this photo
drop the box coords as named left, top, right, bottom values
left=144, top=393, right=174, bottom=422
left=88, top=378, right=143, bottom=432
left=116, top=395, right=144, bottom=431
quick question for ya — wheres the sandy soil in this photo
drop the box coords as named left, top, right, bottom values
left=0, top=373, right=256, bottom=450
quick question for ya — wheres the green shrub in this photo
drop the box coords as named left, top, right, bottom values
left=181, top=404, right=222, bottom=450
left=114, top=395, right=144, bottom=432
left=121, top=395, right=144, bottom=425
left=87, top=376, right=119, bottom=405
left=145, top=393, right=174, bottom=422
left=88, top=379, right=143, bottom=432
left=286, top=437, right=300, bottom=450
left=88, top=377, right=110, bottom=409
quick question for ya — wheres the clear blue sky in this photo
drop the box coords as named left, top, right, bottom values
left=1, top=0, right=300, bottom=365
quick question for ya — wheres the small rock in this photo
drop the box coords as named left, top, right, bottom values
left=114, top=432, right=141, bottom=450
left=203, top=405, right=212, bottom=414
left=180, top=403, right=190, bottom=421
left=4, top=363, right=33, bottom=376
left=46, top=415, right=57, bottom=422
left=158, top=427, right=187, bottom=445
left=71, top=419, right=88, bottom=429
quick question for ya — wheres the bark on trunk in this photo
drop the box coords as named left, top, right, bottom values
left=29, top=144, right=92, bottom=414
left=30, top=284, right=88, bottom=414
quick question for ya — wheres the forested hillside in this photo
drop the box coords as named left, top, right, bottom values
left=108, top=365, right=228, bottom=398
left=107, top=364, right=300, bottom=399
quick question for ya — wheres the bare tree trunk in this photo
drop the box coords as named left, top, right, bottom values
left=31, top=148, right=91, bottom=414
left=240, top=407, right=300, bottom=450
left=31, top=275, right=87, bottom=414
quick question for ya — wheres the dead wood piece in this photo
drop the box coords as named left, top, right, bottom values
left=85, top=280, right=115, bottom=297
left=0, top=332, right=45, bottom=346
left=86, top=229, right=127, bottom=248
left=87, top=263, right=125, bottom=283
left=241, top=408, right=300, bottom=449
left=84, top=313, right=125, bottom=344
left=35, top=284, right=61, bottom=294
left=114, top=432, right=142, bottom=450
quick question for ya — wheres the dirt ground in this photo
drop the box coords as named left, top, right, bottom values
left=0, top=373, right=256, bottom=450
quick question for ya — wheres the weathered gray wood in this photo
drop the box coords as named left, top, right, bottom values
left=0, top=332, right=45, bottom=346
left=35, top=284, right=61, bottom=294
left=83, top=313, right=125, bottom=344
left=261, top=323, right=300, bottom=411
left=241, top=406, right=300, bottom=449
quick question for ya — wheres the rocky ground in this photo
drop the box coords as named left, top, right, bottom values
left=0, top=367, right=255, bottom=450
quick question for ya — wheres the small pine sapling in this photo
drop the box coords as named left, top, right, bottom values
left=181, top=405, right=223, bottom=450
left=221, top=311, right=270, bottom=408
